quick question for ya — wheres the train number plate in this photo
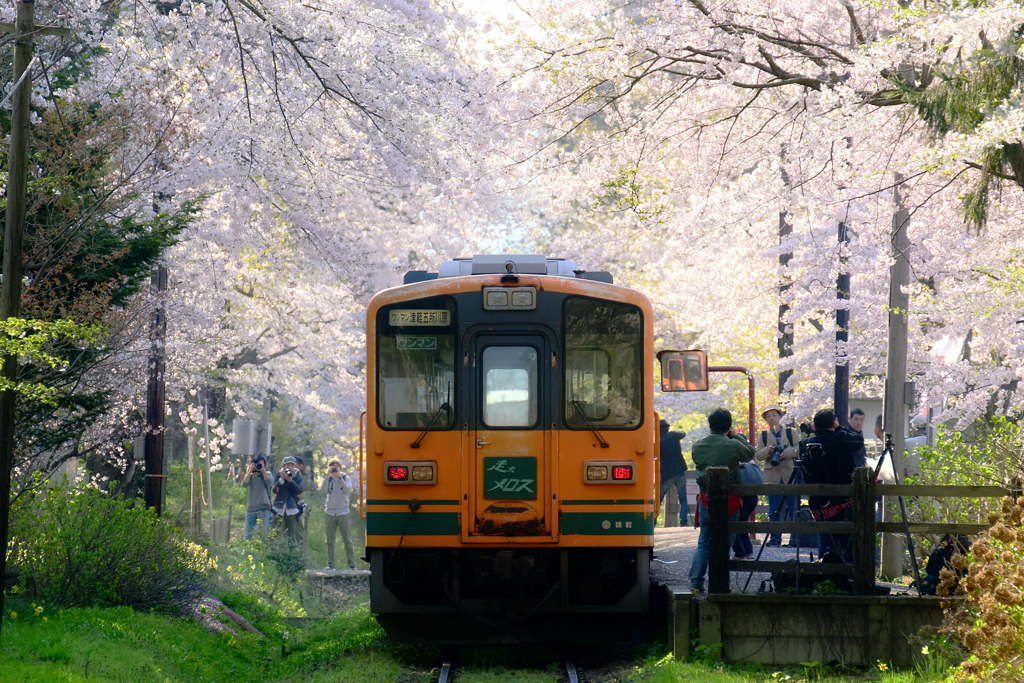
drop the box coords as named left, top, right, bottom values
left=483, top=457, right=537, bottom=500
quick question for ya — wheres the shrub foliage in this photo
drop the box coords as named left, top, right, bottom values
left=9, top=488, right=213, bottom=610
left=941, top=494, right=1024, bottom=681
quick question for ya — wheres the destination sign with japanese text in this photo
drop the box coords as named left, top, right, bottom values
left=389, top=309, right=451, bottom=327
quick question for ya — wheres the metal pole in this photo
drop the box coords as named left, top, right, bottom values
left=881, top=175, right=911, bottom=578
left=143, top=265, right=167, bottom=513
left=835, top=222, right=851, bottom=425
left=0, top=0, right=34, bottom=641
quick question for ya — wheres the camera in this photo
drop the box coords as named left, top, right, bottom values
left=254, top=461, right=263, bottom=470
left=798, top=440, right=823, bottom=464
left=769, top=444, right=784, bottom=467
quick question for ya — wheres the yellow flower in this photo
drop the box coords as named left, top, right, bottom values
left=921, top=645, right=930, bottom=655
left=34, top=606, right=43, bottom=615
left=877, top=661, right=889, bottom=672
left=8, top=611, right=16, bottom=619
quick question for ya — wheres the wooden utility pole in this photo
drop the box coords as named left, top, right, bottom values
left=0, top=0, right=34, bottom=641
left=834, top=222, right=851, bottom=425
left=143, top=265, right=168, bottom=513
left=881, top=176, right=911, bottom=578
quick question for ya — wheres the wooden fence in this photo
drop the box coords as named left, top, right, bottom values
left=702, top=466, right=1019, bottom=594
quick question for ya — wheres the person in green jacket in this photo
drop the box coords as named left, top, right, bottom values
left=688, top=408, right=755, bottom=592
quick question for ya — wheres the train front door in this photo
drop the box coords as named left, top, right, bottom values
left=465, top=333, right=555, bottom=541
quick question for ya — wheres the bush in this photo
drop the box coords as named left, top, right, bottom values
left=8, top=487, right=214, bottom=610
left=941, top=494, right=1024, bottom=681
left=910, top=417, right=1023, bottom=557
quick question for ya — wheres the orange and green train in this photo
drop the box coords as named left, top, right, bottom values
left=360, top=255, right=693, bottom=642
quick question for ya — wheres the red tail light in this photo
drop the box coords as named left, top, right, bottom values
left=611, top=465, right=633, bottom=480
left=387, top=465, right=409, bottom=481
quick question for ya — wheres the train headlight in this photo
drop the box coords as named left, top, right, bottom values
left=482, top=286, right=536, bottom=310
left=385, top=461, right=436, bottom=484
left=411, top=464, right=435, bottom=482
left=485, top=289, right=509, bottom=308
left=584, top=461, right=636, bottom=484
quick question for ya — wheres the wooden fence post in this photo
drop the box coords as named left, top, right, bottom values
left=707, top=467, right=730, bottom=594
left=852, top=466, right=875, bottom=594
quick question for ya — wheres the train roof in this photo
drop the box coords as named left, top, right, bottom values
left=369, top=255, right=649, bottom=314
left=403, top=255, right=613, bottom=284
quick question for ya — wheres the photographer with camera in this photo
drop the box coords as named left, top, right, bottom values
left=242, top=455, right=273, bottom=539
left=321, top=459, right=355, bottom=571
left=801, top=408, right=864, bottom=563
left=754, top=405, right=799, bottom=546
left=272, top=456, right=305, bottom=544
left=688, top=408, right=755, bottom=593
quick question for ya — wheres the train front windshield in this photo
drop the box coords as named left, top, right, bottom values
left=564, top=297, right=643, bottom=429
left=377, top=297, right=456, bottom=429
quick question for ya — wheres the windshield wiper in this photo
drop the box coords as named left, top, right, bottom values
left=410, top=403, right=451, bottom=448
left=570, top=400, right=609, bottom=448
left=411, top=382, right=452, bottom=449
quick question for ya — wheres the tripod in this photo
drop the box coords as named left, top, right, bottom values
left=743, top=456, right=810, bottom=592
left=874, top=435, right=923, bottom=595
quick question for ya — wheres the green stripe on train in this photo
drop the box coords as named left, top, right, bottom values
left=559, top=512, right=655, bottom=535
left=365, top=499, right=459, bottom=506
left=366, top=512, right=460, bottom=535
left=560, top=499, right=646, bottom=506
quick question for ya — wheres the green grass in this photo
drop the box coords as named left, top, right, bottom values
left=0, top=595, right=954, bottom=682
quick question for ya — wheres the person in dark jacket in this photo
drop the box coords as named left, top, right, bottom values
left=659, top=419, right=689, bottom=526
left=802, top=408, right=864, bottom=562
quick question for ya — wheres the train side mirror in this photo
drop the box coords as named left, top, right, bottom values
left=657, top=349, right=709, bottom=392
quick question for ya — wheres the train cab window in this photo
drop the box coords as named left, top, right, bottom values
left=377, top=298, right=456, bottom=429
left=564, top=297, right=643, bottom=429
left=482, top=346, right=538, bottom=428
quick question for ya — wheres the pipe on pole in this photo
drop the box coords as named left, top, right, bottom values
left=835, top=222, right=851, bottom=426
left=0, top=0, right=35, bottom=640
left=708, top=366, right=756, bottom=440
left=143, top=265, right=168, bottom=513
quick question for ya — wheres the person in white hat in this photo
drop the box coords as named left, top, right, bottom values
left=754, top=405, right=798, bottom=546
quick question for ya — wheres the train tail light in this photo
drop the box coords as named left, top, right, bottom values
left=387, top=465, right=409, bottom=482
left=611, top=465, right=634, bottom=481
left=584, top=461, right=636, bottom=484
left=385, top=461, right=436, bottom=484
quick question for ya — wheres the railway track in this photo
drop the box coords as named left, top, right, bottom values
left=434, top=657, right=580, bottom=682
